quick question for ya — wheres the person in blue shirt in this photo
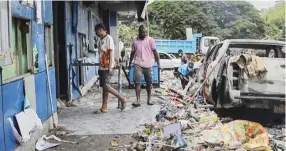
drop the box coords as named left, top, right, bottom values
left=178, top=61, right=194, bottom=90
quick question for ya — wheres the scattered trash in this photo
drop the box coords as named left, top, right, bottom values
left=36, top=138, right=60, bottom=151
left=36, top=135, right=76, bottom=151
left=163, top=123, right=182, bottom=139
left=110, top=140, right=120, bottom=147
left=8, top=108, right=42, bottom=144
left=201, top=120, right=270, bottom=150
left=118, top=71, right=281, bottom=151
left=80, top=136, right=88, bottom=140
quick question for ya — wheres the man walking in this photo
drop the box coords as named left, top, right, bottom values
left=129, top=25, right=160, bottom=107
left=94, top=23, right=127, bottom=114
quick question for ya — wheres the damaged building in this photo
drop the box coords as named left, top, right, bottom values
left=0, top=1, right=146, bottom=150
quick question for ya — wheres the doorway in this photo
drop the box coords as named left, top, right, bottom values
left=53, top=1, right=68, bottom=99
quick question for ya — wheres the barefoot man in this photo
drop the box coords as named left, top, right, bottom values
left=94, top=24, right=127, bottom=113
left=129, top=25, right=160, bottom=107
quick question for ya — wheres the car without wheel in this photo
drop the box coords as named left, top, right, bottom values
left=201, top=39, right=285, bottom=114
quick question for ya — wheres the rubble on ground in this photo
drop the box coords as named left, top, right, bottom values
left=122, top=71, right=283, bottom=151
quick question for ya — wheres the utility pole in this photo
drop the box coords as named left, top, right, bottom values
left=146, top=7, right=149, bottom=36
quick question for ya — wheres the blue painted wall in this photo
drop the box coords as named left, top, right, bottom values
left=0, top=69, right=5, bottom=151
left=109, top=11, right=117, bottom=26
left=65, top=2, right=100, bottom=99
left=65, top=2, right=81, bottom=99
left=3, top=80, right=24, bottom=151
left=0, top=1, right=57, bottom=151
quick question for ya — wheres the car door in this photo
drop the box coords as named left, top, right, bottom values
left=159, top=53, right=173, bottom=69
left=205, top=43, right=224, bottom=100
left=202, top=44, right=221, bottom=98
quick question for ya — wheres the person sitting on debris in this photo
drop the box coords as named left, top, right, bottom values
left=178, top=61, right=195, bottom=90
left=94, top=23, right=127, bottom=114
left=129, top=24, right=160, bottom=107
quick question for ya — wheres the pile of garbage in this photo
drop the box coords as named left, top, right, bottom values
left=125, top=87, right=273, bottom=151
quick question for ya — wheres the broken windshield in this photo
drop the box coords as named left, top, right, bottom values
left=204, top=39, right=219, bottom=47
left=227, top=44, right=286, bottom=58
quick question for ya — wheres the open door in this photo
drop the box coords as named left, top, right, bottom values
left=53, top=1, right=68, bottom=99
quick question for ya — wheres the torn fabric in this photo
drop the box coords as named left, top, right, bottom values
left=236, top=54, right=267, bottom=79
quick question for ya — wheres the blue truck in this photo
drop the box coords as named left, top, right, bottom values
left=155, top=33, right=220, bottom=55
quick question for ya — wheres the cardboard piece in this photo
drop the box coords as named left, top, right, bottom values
left=163, top=123, right=182, bottom=139
left=8, top=108, right=43, bottom=143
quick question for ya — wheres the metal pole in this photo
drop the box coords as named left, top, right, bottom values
left=68, top=43, right=73, bottom=104
left=117, top=62, right=122, bottom=108
left=45, top=53, right=56, bottom=127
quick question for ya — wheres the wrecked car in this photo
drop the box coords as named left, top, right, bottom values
left=202, top=39, right=285, bottom=113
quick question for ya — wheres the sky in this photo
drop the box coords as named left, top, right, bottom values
left=246, top=0, right=277, bottom=10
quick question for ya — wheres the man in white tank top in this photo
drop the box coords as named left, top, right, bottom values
left=94, top=24, right=127, bottom=114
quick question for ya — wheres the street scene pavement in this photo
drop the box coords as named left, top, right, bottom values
left=1, top=1, right=284, bottom=151
left=45, top=70, right=285, bottom=151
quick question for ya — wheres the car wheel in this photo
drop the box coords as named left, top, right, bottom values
left=218, top=68, right=227, bottom=107
left=211, top=80, right=218, bottom=106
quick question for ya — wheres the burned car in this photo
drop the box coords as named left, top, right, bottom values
left=202, top=39, right=285, bottom=113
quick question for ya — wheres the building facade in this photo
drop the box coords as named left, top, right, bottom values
left=0, top=1, right=146, bottom=150
left=0, top=1, right=57, bottom=151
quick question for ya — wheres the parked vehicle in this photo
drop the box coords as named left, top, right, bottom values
left=202, top=39, right=285, bottom=113
left=200, top=36, right=220, bottom=55
left=159, top=52, right=181, bottom=70
left=155, top=34, right=220, bottom=56
left=193, top=57, right=204, bottom=80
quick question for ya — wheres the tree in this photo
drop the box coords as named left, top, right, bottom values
left=202, top=1, right=266, bottom=39
left=117, top=22, right=137, bottom=47
left=148, top=1, right=216, bottom=39
left=262, top=2, right=285, bottom=40
left=119, top=0, right=281, bottom=41
left=147, top=1, right=266, bottom=40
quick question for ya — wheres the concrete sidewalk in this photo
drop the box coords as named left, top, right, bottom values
left=46, top=70, right=179, bottom=151
left=58, top=91, right=160, bottom=135
left=57, top=70, right=162, bottom=135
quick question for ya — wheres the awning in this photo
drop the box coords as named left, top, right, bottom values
left=98, top=1, right=149, bottom=22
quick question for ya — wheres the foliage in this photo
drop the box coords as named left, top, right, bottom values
left=148, top=1, right=216, bottom=39
left=118, top=1, right=284, bottom=42
left=261, top=2, right=285, bottom=40
left=118, top=22, right=137, bottom=47
left=146, top=1, right=267, bottom=40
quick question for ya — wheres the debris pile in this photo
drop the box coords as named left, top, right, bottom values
left=268, top=125, right=285, bottom=151
left=125, top=86, right=273, bottom=151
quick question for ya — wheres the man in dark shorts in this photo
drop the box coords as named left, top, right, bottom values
left=94, top=24, right=127, bottom=114
left=129, top=25, right=160, bottom=107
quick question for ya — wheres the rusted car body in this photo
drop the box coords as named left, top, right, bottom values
left=201, top=39, right=285, bottom=113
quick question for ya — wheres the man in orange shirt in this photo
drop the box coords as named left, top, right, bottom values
left=94, top=24, right=127, bottom=113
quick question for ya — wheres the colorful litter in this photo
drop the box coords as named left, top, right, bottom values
left=201, top=120, right=270, bottom=150
left=123, top=82, right=274, bottom=151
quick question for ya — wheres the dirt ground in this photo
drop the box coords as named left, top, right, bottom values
left=46, top=134, right=135, bottom=151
